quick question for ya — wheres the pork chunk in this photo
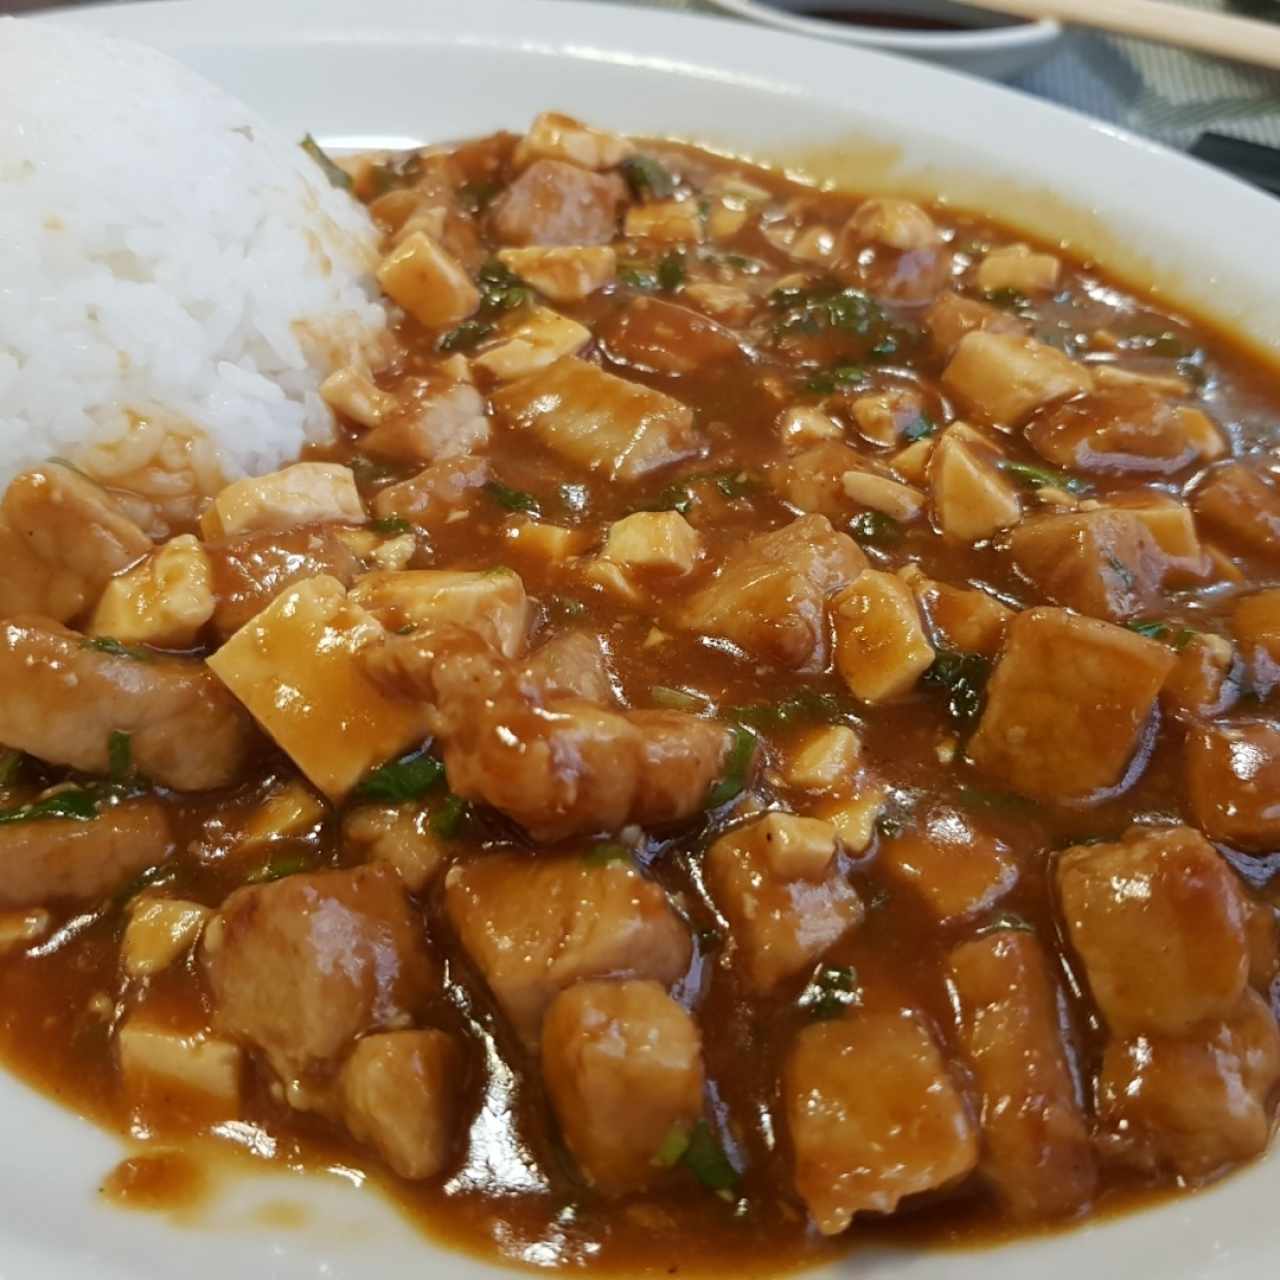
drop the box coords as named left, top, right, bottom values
left=784, top=1011, right=978, bottom=1234
left=359, top=379, right=491, bottom=463
left=1193, top=463, right=1280, bottom=559
left=924, top=292, right=1025, bottom=358
left=0, top=464, right=152, bottom=624
left=1057, top=826, right=1249, bottom=1037
left=1097, top=990, right=1280, bottom=1180
left=968, top=608, right=1174, bottom=801
left=521, top=630, right=613, bottom=704
left=677, top=515, right=866, bottom=670
left=490, top=160, right=626, bottom=247
left=0, top=797, right=172, bottom=908
left=1008, top=508, right=1165, bottom=621
left=1232, top=589, right=1280, bottom=699
left=706, top=812, right=863, bottom=992
left=1186, top=720, right=1280, bottom=852
left=203, top=865, right=434, bottom=1085
left=948, top=931, right=1096, bottom=1219
left=338, top=1029, right=462, bottom=1179
left=445, top=855, right=691, bottom=1047
left=492, top=356, right=698, bottom=483
left=370, top=456, right=489, bottom=526
left=0, top=618, right=253, bottom=791
left=597, top=297, right=741, bottom=376
left=541, top=980, right=704, bottom=1194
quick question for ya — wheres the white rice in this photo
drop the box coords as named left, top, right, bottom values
left=0, top=19, right=389, bottom=527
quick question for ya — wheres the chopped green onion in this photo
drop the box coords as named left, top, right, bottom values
left=650, top=685, right=711, bottom=713
left=354, top=751, right=444, bottom=804
left=643, top=483, right=694, bottom=516
left=484, top=480, right=541, bottom=515
left=0, top=751, right=21, bottom=789
left=849, top=510, right=901, bottom=546
left=727, top=689, right=851, bottom=730
left=652, top=1124, right=692, bottom=1168
left=712, top=471, right=758, bottom=500
left=246, top=852, right=310, bottom=885
left=583, top=842, right=632, bottom=868
left=901, top=414, right=936, bottom=443
left=477, top=259, right=531, bottom=312
left=0, top=787, right=101, bottom=826
left=438, top=319, right=495, bottom=353
left=107, top=731, right=133, bottom=784
left=619, top=265, right=659, bottom=291
left=803, top=364, right=866, bottom=395
left=799, top=964, right=861, bottom=1019
left=429, top=794, right=470, bottom=839
left=82, top=636, right=153, bottom=662
left=955, top=784, right=1036, bottom=815
left=657, top=251, right=686, bottom=292
left=1126, top=619, right=1197, bottom=651
left=680, top=1120, right=739, bottom=1193
left=371, top=516, right=412, bottom=536
left=982, top=287, right=1030, bottom=312
left=621, top=154, right=676, bottom=202
left=922, top=650, right=991, bottom=724
left=300, top=134, right=352, bottom=191
left=705, top=726, right=757, bottom=809
left=1000, top=460, right=1091, bottom=496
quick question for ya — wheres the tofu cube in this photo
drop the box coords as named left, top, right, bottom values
left=515, top=111, right=634, bottom=171
left=943, top=332, right=1093, bottom=426
left=117, top=1021, right=242, bottom=1116
left=779, top=405, right=843, bottom=448
left=975, top=243, right=1061, bottom=295
left=929, top=427, right=1021, bottom=543
left=1187, top=721, right=1280, bottom=852
left=602, top=511, right=703, bottom=576
left=968, top=607, right=1175, bottom=801
left=349, top=568, right=531, bottom=658
left=505, top=518, right=590, bottom=565
left=237, top=781, right=328, bottom=851
left=905, top=569, right=1012, bottom=658
left=816, top=781, right=887, bottom=854
left=784, top=724, right=862, bottom=794
left=841, top=470, right=926, bottom=522
left=200, top=462, right=365, bottom=540
left=1194, top=463, right=1280, bottom=559
left=207, top=576, right=433, bottom=800
left=90, top=534, right=215, bottom=648
left=624, top=200, right=704, bottom=244
left=472, top=305, right=592, bottom=381
left=497, top=245, right=617, bottom=303
left=376, top=231, right=481, bottom=330
left=320, top=367, right=399, bottom=429
left=123, top=897, right=211, bottom=978
left=1110, top=493, right=1207, bottom=583
left=846, top=198, right=940, bottom=251
left=832, top=570, right=935, bottom=703
left=1232, top=589, right=1280, bottom=695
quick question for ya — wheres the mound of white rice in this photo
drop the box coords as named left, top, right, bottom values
left=0, top=19, right=388, bottom=525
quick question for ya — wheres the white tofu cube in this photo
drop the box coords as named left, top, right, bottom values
left=472, top=306, right=592, bottom=381
left=200, top=462, right=365, bottom=539
left=784, top=725, right=862, bottom=794
left=975, top=243, right=1061, bottom=295
left=377, top=231, right=481, bottom=330
left=833, top=570, right=935, bottom=703
left=497, top=246, right=617, bottom=303
left=943, top=332, right=1093, bottom=426
left=601, top=511, right=703, bottom=576
left=123, top=898, right=211, bottom=978
left=90, top=534, right=215, bottom=648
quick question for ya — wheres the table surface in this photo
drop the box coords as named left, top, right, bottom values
left=4, top=0, right=1279, bottom=150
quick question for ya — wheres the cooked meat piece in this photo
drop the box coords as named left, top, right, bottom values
left=496, top=245, right=617, bottom=302
left=541, top=979, right=704, bottom=1194
left=943, top=332, right=1092, bottom=427
left=1186, top=720, right=1280, bottom=852
left=627, top=710, right=734, bottom=825
left=677, top=514, right=866, bottom=670
left=342, top=805, right=446, bottom=892
left=923, top=291, right=1025, bottom=358
left=706, top=812, right=863, bottom=992
left=1057, top=826, right=1249, bottom=1037
left=968, top=607, right=1174, bottom=801
left=773, top=442, right=865, bottom=516
left=445, top=855, right=692, bottom=1047
left=1007, top=508, right=1166, bottom=622
left=1027, top=387, right=1223, bottom=475
left=490, top=160, right=626, bottom=247
left=207, top=577, right=434, bottom=801
left=880, top=809, right=1018, bottom=924
left=928, top=426, right=1021, bottom=543
left=359, top=378, right=491, bottom=463
left=521, top=630, right=614, bottom=703
left=338, top=1029, right=463, bottom=1179
left=1245, top=899, right=1278, bottom=991
left=206, top=524, right=361, bottom=639
left=199, top=462, right=365, bottom=540
left=831, top=569, right=935, bottom=703
left=492, top=356, right=698, bottom=483
left=1232, top=589, right=1280, bottom=699
left=1161, top=633, right=1239, bottom=720
left=597, top=297, right=742, bottom=376
left=202, top=864, right=434, bottom=1085
left=0, top=797, right=172, bottom=908
left=903, top=568, right=1013, bottom=658
left=1193, top=463, right=1280, bottom=560
left=350, top=569, right=531, bottom=659
left=838, top=199, right=951, bottom=304
left=948, top=931, right=1096, bottom=1219
left=0, top=617, right=253, bottom=791
left=0, top=464, right=152, bottom=623
left=1097, top=990, right=1280, bottom=1180
left=784, top=1010, right=978, bottom=1234
left=370, top=455, right=490, bottom=526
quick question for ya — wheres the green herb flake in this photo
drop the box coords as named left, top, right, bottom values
left=653, top=1124, right=692, bottom=1169
left=354, top=751, right=445, bottom=805
left=246, top=852, right=310, bottom=885
left=458, top=179, right=500, bottom=214
left=0, top=787, right=101, bottom=827
left=650, top=685, right=711, bottom=714
left=769, top=284, right=883, bottom=338
left=804, top=364, right=866, bottom=395
left=583, top=842, right=632, bottom=868
left=799, top=964, right=861, bottom=1019
left=300, top=134, right=353, bottom=191
left=438, top=319, right=495, bottom=353
left=0, top=751, right=21, bottom=789
left=477, top=259, right=532, bottom=313
left=923, top=650, right=991, bottom=724
left=621, top=154, right=677, bottom=202
left=982, top=287, right=1030, bottom=312
left=849, top=510, right=902, bottom=547
left=429, top=793, right=470, bottom=839
left=484, top=480, right=541, bottom=515
left=107, top=731, right=133, bottom=784
left=1000, top=460, right=1091, bottom=496
left=1126, top=619, right=1196, bottom=651
left=370, top=516, right=412, bottom=536
left=657, top=251, right=686, bottom=292
left=680, top=1120, right=740, bottom=1193
left=712, top=471, right=758, bottom=501
left=82, top=636, right=153, bottom=662
left=644, top=483, right=694, bottom=516
left=728, top=689, right=851, bottom=731
left=546, top=596, right=588, bottom=621
left=955, top=784, right=1036, bottom=816
left=901, top=414, right=936, bottom=443
left=705, top=725, right=757, bottom=809
left=619, top=265, right=659, bottom=291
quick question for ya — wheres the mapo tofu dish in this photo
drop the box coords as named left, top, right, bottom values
left=2, top=109, right=1279, bottom=1275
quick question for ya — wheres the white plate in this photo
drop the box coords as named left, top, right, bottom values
left=9, top=2, right=1280, bottom=1277
left=706, top=0, right=1063, bottom=80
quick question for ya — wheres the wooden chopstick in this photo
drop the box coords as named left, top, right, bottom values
left=966, top=0, right=1280, bottom=71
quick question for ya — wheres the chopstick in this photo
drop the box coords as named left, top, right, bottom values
left=965, top=0, right=1280, bottom=71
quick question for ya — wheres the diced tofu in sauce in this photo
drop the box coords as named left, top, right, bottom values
left=496, top=245, right=617, bottom=302
left=1186, top=720, right=1280, bottom=852
left=123, top=896, right=211, bottom=978
left=472, top=306, right=592, bottom=381
left=377, top=231, right=481, bottom=330
left=974, top=243, right=1061, bottom=295
left=1194, top=463, right=1280, bottom=559
left=200, top=463, right=365, bottom=541
left=597, top=297, right=740, bottom=376
left=943, top=332, right=1093, bottom=426
left=928, top=427, right=1021, bottom=543
left=117, top=1022, right=243, bottom=1118
left=514, top=112, right=634, bottom=171
left=832, top=570, right=935, bottom=703
left=90, top=534, right=215, bottom=648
